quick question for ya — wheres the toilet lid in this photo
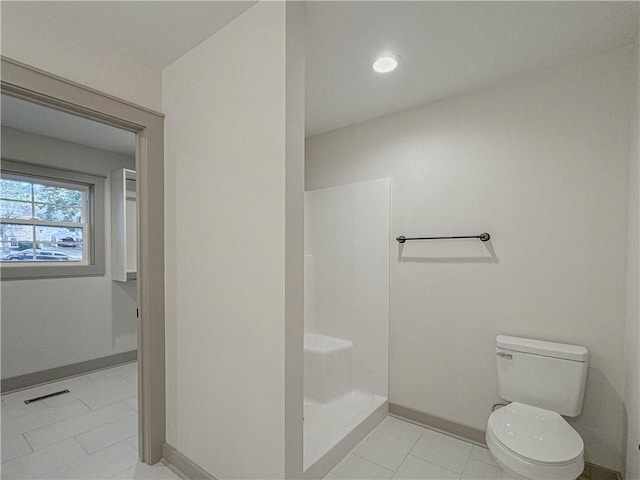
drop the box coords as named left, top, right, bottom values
left=488, top=402, right=583, bottom=465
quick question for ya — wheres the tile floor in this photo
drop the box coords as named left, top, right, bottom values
left=1, top=362, right=179, bottom=479
left=325, top=416, right=515, bottom=480
left=1, top=371, right=580, bottom=480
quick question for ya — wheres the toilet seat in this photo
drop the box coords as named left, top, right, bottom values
left=486, top=403, right=584, bottom=480
left=489, top=402, right=583, bottom=465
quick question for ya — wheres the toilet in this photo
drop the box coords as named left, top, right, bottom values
left=486, top=335, right=588, bottom=480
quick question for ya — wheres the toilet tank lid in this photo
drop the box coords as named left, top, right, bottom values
left=496, top=335, right=588, bottom=362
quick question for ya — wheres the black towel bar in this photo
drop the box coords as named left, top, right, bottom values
left=396, top=233, right=490, bottom=243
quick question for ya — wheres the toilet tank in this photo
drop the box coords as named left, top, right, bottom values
left=496, top=335, right=588, bottom=417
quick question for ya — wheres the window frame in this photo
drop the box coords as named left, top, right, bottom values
left=0, top=159, right=105, bottom=280
left=1, top=171, right=90, bottom=264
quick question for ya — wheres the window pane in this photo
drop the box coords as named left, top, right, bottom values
left=0, top=244, right=82, bottom=263
left=0, top=224, right=33, bottom=243
left=32, top=249, right=78, bottom=262
left=34, top=204, right=82, bottom=223
left=36, top=226, right=82, bottom=245
left=33, top=183, right=82, bottom=206
left=35, top=226, right=83, bottom=261
left=0, top=179, right=32, bottom=201
left=1, top=242, right=34, bottom=261
left=1, top=199, right=32, bottom=219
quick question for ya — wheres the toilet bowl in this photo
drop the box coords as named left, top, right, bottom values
left=486, top=403, right=584, bottom=480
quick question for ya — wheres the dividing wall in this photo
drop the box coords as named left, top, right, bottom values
left=163, top=2, right=304, bottom=477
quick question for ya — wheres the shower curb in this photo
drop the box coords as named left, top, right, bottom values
left=304, top=401, right=388, bottom=479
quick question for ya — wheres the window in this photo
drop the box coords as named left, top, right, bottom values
left=1, top=174, right=89, bottom=263
left=0, top=160, right=105, bottom=279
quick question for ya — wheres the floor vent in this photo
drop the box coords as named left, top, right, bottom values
left=24, top=389, right=70, bottom=404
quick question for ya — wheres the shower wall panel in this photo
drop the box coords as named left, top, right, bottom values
left=304, top=178, right=390, bottom=397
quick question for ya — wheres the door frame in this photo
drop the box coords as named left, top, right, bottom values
left=1, top=56, right=166, bottom=464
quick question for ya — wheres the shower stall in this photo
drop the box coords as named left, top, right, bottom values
left=303, top=178, right=390, bottom=478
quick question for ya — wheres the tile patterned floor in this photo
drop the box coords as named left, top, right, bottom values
left=1, top=362, right=179, bottom=479
left=2, top=370, right=584, bottom=480
left=325, top=416, right=516, bottom=480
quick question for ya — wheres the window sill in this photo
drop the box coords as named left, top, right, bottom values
left=1, top=263, right=105, bottom=280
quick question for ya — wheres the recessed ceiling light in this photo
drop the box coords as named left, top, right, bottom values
left=372, top=53, right=399, bottom=73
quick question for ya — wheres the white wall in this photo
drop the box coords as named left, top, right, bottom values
left=1, top=126, right=137, bottom=379
left=163, top=2, right=304, bottom=478
left=306, top=47, right=634, bottom=472
left=624, top=38, right=640, bottom=480
left=0, top=3, right=162, bottom=111
left=304, top=179, right=390, bottom=398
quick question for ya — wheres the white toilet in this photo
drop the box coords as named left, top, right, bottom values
left=486, top=335, right=588, bottom=480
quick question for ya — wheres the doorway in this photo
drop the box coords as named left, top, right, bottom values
left=0, top=57, right=166, bottom=471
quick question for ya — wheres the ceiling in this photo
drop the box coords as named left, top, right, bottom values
left=1, top=2, right=637, bottom=138
left=2, top=1, right=256, bottom=70
left=306, top=1, right=640, bottom=136
left=1, top=95, right=136, bottom=156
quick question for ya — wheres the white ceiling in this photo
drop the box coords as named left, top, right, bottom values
left=2, top=2, right=637, bottom=139
left=3, top=1, right=256, bottom=70
left=2, top=95, right=137, bottom=156
left=305, top=1, right=640, bottom=136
